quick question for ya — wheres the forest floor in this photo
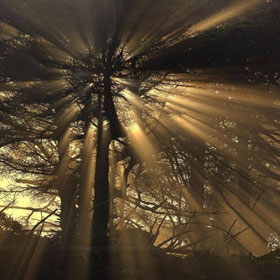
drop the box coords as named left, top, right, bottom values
left=1, top=233, right=279, bottom=280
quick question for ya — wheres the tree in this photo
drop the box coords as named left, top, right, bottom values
left=1, top=0, right=280, bottom=279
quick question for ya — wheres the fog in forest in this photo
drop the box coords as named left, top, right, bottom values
left=0, top=0, right=280, bottom=279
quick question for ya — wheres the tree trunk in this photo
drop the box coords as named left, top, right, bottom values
left=91, top=129, right=111, bottom=242
left=90, top=92, right=111, bottom=279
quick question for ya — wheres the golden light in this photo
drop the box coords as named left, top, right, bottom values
left=186, top=0, right=264, bottom=38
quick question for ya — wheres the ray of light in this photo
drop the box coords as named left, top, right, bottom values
left=124, top=0, right=263, bottom=56
left=35, top=37, right=75, bottom=64
left=5, top=216, right=51, bottom=280
left=56, top=128, right=74, bottom=186
left=54, top=103, right=80, bottom=139
left=213, top=192, right=269, bottom=256
left=186, top=0, right=264, bottom=38
left=77, top=124, right=96, bottom=248
left=124, top=114, right=157, bottom=167
left=0, top=20, right=21, bottom=39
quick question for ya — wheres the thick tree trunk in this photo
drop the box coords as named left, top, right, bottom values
left=103, top=70, right=122, bottom=140
left=91, top=129, right=111, bottom=242
left=90, top=92, right=111, bottom=279
left=90, top=62, right=122, bottom=278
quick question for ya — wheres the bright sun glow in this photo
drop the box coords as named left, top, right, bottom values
left=0, top=0, right=279, bottom=279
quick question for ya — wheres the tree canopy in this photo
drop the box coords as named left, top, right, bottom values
left=0, top=0, right=280, bottom=279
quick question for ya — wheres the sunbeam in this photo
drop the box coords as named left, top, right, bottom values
left=0, top=0, right=280, bottom=279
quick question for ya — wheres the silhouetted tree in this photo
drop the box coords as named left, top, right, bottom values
left=1, top=1, right=280, bottom=279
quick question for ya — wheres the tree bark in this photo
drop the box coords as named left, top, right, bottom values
left=90, top=92, right=111, bottom=279
left=91, top=128, right=111, bottom=241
